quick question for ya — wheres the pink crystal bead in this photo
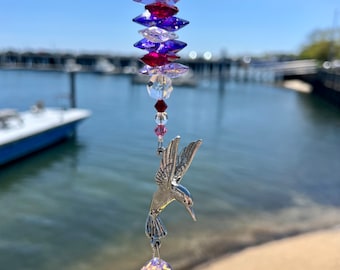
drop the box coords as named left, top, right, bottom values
left=141, top=52, right=170, bottom=67
left=155, top=125, right=167, bottom=136
left=141, top=257, right=173, bottom=270
left=141, top=52, right=179, bottom=67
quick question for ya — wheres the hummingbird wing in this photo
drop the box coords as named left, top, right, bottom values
left=155, top=136, right=180, bottom=190
left=173, top=139, right=202, bottom=184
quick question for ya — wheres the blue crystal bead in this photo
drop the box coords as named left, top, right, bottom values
left=134, top=38, right=160, bottom=52
left=147, top=74, right=173, bottom=99
left=133, top=11, right=161, bottom=26
left=158, top=16, right=189, bottom=32
left=134, top=0, right=179, bottom=6
left=133, top=12, right=189, bottom=32
left=157, top=39, right=187, bottom=53
left=140, top=63, right=189, bottom=78
left=139, top=27, right=178, bottom=43
left=134, top=38, right=187, bottom=54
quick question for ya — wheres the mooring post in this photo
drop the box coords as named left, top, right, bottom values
left=69, top=71, right=76, bottom=108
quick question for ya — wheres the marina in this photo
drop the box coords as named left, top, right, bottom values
left=1, top=1, right=339, bottom=269
left=0, top=70, right=339, bottom=269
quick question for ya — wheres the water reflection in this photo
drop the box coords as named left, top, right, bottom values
left=0, top=70, right=340, bottom=270
left=0, top=138, right=84, bottom=188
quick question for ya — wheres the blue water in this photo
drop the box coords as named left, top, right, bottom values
left=0, top=70, right=340, bottom=270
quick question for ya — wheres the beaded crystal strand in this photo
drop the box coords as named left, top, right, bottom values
left=133, top=0, right=190, bottom=155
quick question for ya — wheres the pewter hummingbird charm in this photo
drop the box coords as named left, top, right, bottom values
left=145, top=136, right=202, bottom=256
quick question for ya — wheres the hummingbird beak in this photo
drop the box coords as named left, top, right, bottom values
left=186, top=206, right=197, bottom=221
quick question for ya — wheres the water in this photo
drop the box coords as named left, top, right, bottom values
left=0, top=70, right=340, bottom=270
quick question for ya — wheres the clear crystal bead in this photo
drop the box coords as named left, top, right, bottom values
left=139, top=26, right=178, bottom=43
left=140, top=63, right=189, bottom=78
left=155, top=112, right=168, bottom=125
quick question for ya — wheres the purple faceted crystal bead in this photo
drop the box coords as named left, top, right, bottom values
left=133, top=12, right=189, bottom=32
left=139, top=26, right=178, bottom=43
left=139, top=65, right=158, bottom=76
left=160, top=63, right=189, bottom=78
left=134, top=38, right=187, bottom=54
left=134, top=38, right=160, bottom=52
left=157, top=16, right=189, bottom=32
left=141, top=257, right=173, bottom=270
left=157, top=39, right=187, bottom=53
left=140, top=63, right=189, bottom=78
left=133, top=11, right=162, bottom=27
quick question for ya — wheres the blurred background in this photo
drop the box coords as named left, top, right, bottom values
left=0, top=1, right=340, bottom=269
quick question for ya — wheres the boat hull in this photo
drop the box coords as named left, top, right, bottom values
left=0, top=121, right=82, bottom=166
left=0, top=108, right=90, bottom=166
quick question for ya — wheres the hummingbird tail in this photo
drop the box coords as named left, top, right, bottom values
left=145, top=215, right=167, bottom=239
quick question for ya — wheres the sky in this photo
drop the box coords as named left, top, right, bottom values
left=0, top=0, right=339, bottom=58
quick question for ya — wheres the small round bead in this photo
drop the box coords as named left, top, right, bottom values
left=154, top=125, right=167, bottom=136
left=155, top=112, right=168, bottom=125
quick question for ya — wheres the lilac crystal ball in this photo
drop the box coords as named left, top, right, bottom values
left=141, top=257, right=173, bottom=270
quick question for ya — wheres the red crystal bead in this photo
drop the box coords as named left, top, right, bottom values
left=155, top=125, right=167, bottom=136
left=145, top=2, right=179, bottom=19
left=154, top=100, right=168, bottom=112
left=140, top=52, right=179, bottom=67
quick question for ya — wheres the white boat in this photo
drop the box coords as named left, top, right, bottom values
left=0, top=106, right=90, bottom=166
left=94, top=58, right=116, bottom=74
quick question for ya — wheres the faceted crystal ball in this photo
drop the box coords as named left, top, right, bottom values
left=147, top=74, right=173, bottom=99
left=141, top=257, right=173, bottom=270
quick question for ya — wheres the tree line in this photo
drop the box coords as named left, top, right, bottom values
left=298, top=28, right=340, bottom=61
